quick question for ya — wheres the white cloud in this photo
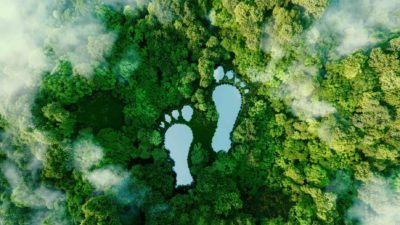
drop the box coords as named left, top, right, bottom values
left=48, top=18, right=117, bottom=77
left=71, top=136, right=147, bottom=206
left=348, top=176, right=400, bottom=225
left=1, top=162, right=65, bottom=209
left=0, top=0, right=53, bottom=130
left=312, top=0, right=400, bottom=56
left=73, top=138, right=104, bottom=171
left=87, top=167, right=128, bottom=191
left=0, top=1, right=128, bottom=222
left=147, top=1, right=175, bottom=24
left=0, top=0, right=153, bottom=222
left=72, top=136, right=130, bottom=192
left=280, top=66, right=336, bottom=120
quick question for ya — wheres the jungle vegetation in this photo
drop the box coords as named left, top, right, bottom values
left=1, top=0, right=400, bottom=225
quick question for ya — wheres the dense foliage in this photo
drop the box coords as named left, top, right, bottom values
left=1, top=0, right=400, bottom=224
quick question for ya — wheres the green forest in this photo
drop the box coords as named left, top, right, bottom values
left=1, top=0, right=400, bottom=224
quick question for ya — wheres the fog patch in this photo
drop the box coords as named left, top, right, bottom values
left=311, top=0, right=400, bottom=56
left=207, top=10, right=217, bottom=25
left=73, top=138, right=104, bottom=171
left=0, top=161, right=68, bottom=224
left=147, top=1, right=176, bottom=24
left=49, top=5, right=117, bottom=77
left=87, top=167, right=128, bottom=190
left=0, top=0, right=144, bottom=223
left=72, top=137, right=124, bottom=192
left=261, top=34, right=337, bottom=120
left=112, top=177, right=147, bottom=205
left=257, top=6, right=337, bottom=123
left=347, top=176, right=400, bottom=225
left=0, top=0, right=120, bottom=138
left=286, top=80, right=336, bottom=119
left=326, top=170, right=353, bottom=196
left=115, top=46, right=141, bottom=80
left=260, top=23, right=286, bottom=59
left=0, top=131, right=47, bottom=176
left=253, top=23, right=286, bottom=84
left=278, top=65, right=336, bottom=120
left=259, top=17, right=336, bottom=120
left=1, top=162, right=65, bottom=209
left=317, top=120, right=333, bottom=144
left=72, top=136, right=146, bottom=204
left=0, top=0, right=53, bottom=130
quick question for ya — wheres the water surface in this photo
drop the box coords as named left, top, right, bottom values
left=164, top=124, right=193, bottom=186
left=211, top=84, right=242, bottom=152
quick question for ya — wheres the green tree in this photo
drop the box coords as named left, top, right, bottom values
left=40, top=60, right=92, bottom=105
left=43, top=145, right=71, bottom=179
left=81, top=195, right=122, bottom=225
left=42, top=102, right=76, bottom=139
left=304, top=165, right=329, bottom=188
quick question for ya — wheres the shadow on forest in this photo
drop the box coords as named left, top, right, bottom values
left=128, top=157, right=154, bottom=168
left=71, top=91, right=124, bottom=133
left=243, top=187, right=292, bottom=220
left=189, top=109, right=217, bottom=152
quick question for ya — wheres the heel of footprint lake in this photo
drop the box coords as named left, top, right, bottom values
left=161, top=106, right=194, bottom=187
left=211, top=84, right=242, bottom=152
left=211, top=66, right=248, bottom=153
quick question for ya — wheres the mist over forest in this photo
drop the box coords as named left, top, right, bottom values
left=1, top=0, right=400, bottom=224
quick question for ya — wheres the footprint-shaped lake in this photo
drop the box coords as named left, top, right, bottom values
left=161, top=66, right=247, bottom=186
left=161, top=105, right=194, bottom=187
left=211, top=84, right=241, bottom=152
left=211, top=66, right=247, bottom=153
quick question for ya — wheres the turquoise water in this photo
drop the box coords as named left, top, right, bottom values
left=162, top=81, right=243, bottom=187
left=181, top=105, right=193, bottom=121
left=211, top=84, right=242, bottom=152
left=164, top=124, right=193, bottom=186
left=163, top=106, right=194, bottom=186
